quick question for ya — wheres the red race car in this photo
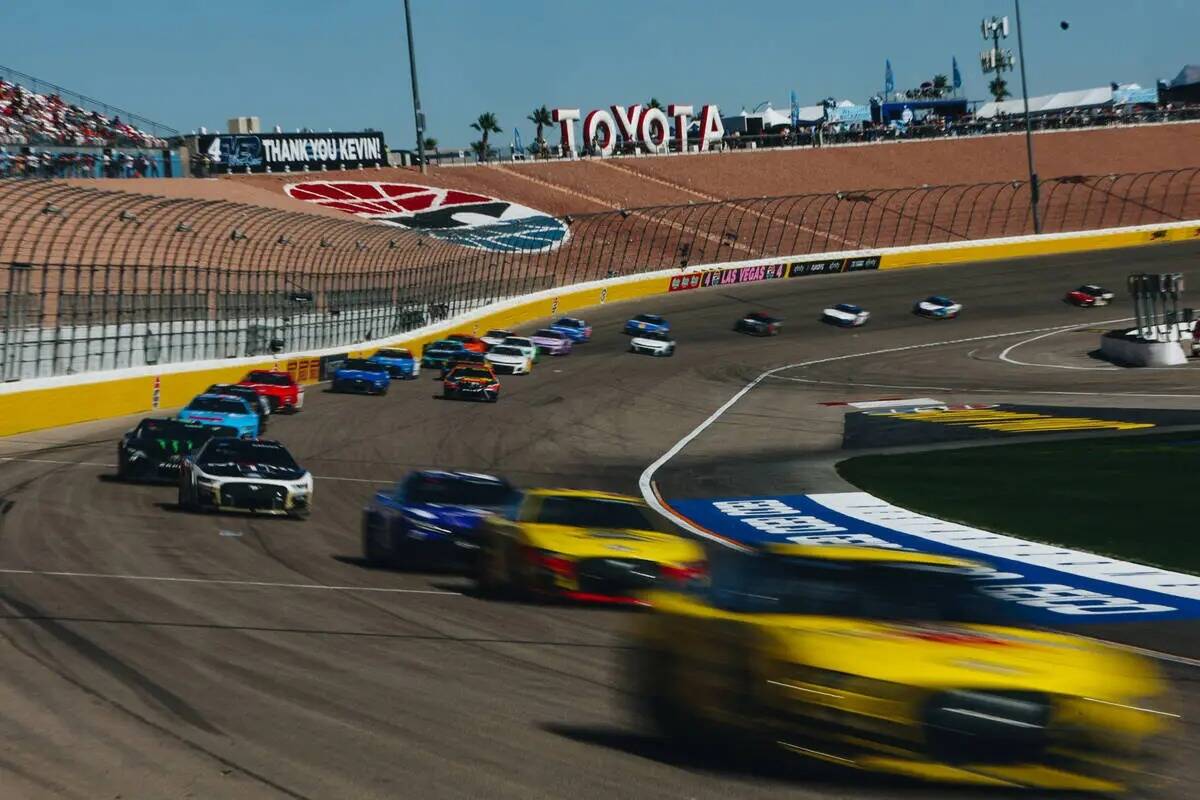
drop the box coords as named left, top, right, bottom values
left=1065, top=284, right=1115, bottom=307
left=447, top=333, right=487, bottom=353
left=443, top=364, right=501, bottom=402
left=237, top=369, right=305, bottom=413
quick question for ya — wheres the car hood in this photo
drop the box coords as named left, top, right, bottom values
left=335, top=369, right=387, bottom=380
left=753, top=617, right=1161, bottom=698
left=180, top=410, right=254, bottom=425
left=824, top=307, right=860, bottom=318
left=198, top=461, right=306, bottom=481
left=371, top=357, right=413, bottom=366
left=404, top=503, right=492, bottom=530
left=632, top=335, right=670, bottom=346
left=529, top=334, right=567, bottom=344
left=520, top=524, right=703, bottom=562
left=486, top=353, right=525, bottom=364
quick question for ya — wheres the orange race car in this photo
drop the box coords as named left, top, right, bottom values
left=447, top=333, right=487, bottom=353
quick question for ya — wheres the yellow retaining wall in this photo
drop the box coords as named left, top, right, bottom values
left=2, top=223, right=1197, bottom=438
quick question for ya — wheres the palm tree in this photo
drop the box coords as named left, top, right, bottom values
left=526, top=106, right=552, bottom=144
left=422, top=136, right=438, bottom=151
left=988, top=77, right=1012, bottom=101
left=932, top=74, right=949, bottom=96
left=470, top=112, right=502, bottom=162
left=646, top=97, right=663, bottom=110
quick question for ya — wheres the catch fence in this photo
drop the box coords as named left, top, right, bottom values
left=2, top=167, right=1198, bottom=380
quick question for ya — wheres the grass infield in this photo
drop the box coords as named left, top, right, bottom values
left=837, top=431, right=1200, bottom=575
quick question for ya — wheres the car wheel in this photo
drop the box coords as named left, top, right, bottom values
left=666, top=347, right=675, bottom=357
left=178, top=481, right=196, bottom=512
left=287, top=506, right=311, bottom=521
left=116, top=453, right=128, bottom=481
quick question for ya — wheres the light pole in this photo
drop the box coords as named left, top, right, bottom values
left=981, top=4, right=1040, bottom=233
left=402, top=0, right=427, bottom=174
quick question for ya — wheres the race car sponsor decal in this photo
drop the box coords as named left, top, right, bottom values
left=283, top=181, right=568, bottom=253
left=668, top=263, right=788, bottom=292
left=842, top=404, right=1200, bottom=448
left=670, top=492, right=1200, bottom=623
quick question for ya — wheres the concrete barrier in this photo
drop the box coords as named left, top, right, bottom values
left=1099, top=329, right=1191, bottom=367
left=2, top=218, right=1199, bottom=437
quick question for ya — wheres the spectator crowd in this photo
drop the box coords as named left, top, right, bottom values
left=0, top=147, right=162, bottom=178
left=1, top=77, right=168, bottom=149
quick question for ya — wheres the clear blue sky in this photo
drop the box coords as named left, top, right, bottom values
left=6, top=1, right=1198, bottom=150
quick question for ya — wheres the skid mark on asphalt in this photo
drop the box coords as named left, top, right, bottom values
left=0, top=568, right=462, bottom=595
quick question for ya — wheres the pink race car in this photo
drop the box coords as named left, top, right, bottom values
left=529, top=328, right=573, bottom=356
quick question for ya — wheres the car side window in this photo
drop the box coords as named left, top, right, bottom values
left=515, top=495, right=540, bottom=523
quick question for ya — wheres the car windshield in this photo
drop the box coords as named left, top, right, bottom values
left=490, top=346, right=523, bottom=357
left=187, top=396, right=250, bottom=414
left=709, top=554, right=1011, bottom=624
left=535, top=329, right=564, bottom=339
left=641, top=331, right=672, bottom=341
left=405, top=474, right=517, bottom=507
left=452, top=368, right=494, bottom=380
left=1081, top=285, right=1102, bottom=293
left=448, top=335, right=475, bottom=343
left=244, top=371, right=292, bottom=386
left=834, top=304, right=861, bottom=313
left=342, top=359, right=387, bottom=372
left=375, top=349, right=411, bottom=359
left=502, top=337, right=532, bottom=348
left=432, top=340, right=463, bottom=350
left=533, top=496, right=658, bottom=530
left=135, top=419, right=228, bottom=439
left=634, top=314, right=662, bottom=323
left=928, top=296, right=951, bottom=306
left=485, top=330, right=511, bottom=338
left=554, top=318, right=582, bottom=327
left=198, top=440, right=301, bottom=471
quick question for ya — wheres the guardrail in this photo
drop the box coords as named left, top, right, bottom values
left=2, top=167, right=1199, bottom=381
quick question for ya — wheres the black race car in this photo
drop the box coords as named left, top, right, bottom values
left=178, top=438, right=313, bottom=518
left=734, top=311, right=782, bottom=336
left=207, top=383, right=271, bottom=433
left=116, top=417, right=237, bottom=482
left=439, top=350, right=488, bottom=379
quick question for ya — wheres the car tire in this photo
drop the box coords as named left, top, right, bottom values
left=287, top=506, right=311, bottom=521
left=178, top=482, right=196, bottom=512
left=362, top=517, right=391, bottom=565
left=666, top=347, right=675, bottom=357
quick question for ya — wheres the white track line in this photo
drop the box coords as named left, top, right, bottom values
left=766, top=375, right=1200, bottom=399
left=637, top=318, right=1200, bottom=668
left=0, top=567, right=462, bottom=595
left=997, top=324, right=1123, bottom=370
left=0, top=457, right=390, bottom=483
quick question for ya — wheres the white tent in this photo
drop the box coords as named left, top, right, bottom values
left=974, top=84, right=1137, bottom=118
left=758, top=105, right=792, bottom=127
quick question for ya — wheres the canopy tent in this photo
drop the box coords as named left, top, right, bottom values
left=974, top=84, right=1154, bottom=118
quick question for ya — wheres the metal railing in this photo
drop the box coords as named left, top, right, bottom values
left=2, top=167, right=1199, bottom=381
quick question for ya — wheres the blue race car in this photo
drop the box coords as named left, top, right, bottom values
left=369, top=347, right=420, bottom=379
left=331, top=358, right=391, bottom=395
left=421, top=339, right=466, bottom=370
left=361, top=470, right=521, bottom=570
left=550, top=316, right=592, bottom=342
left=177, top=394, right=260, bottom=438
left=623, top=313, right=670, bottom=336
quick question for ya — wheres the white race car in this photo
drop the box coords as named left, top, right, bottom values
left=178, top=437, right=313, bottom=519
left=485, top=344, right=534, bottom=375
left=499, top=335, right=539, bottom=363
left=630, top=330, right=676, bottom=356
left=481, top=328, right=514, bottom=349
left=822, top=303, right=870, bottom=327
left=913, top=295, right=962, bottom=319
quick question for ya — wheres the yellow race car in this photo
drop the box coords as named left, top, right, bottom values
left=475, top=489, right=705, bottom=605
left=627, top=543, right=1174, bottom=792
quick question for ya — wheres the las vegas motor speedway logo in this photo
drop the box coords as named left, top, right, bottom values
left=283, top=181, right=568, bottom=253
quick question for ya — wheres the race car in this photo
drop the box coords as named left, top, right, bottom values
left=822, top=302, right=871, bottom=327
left=624, top=313, right=670, bottom=336
left=331, top=358, right=391, bottom=395
left=368, top=347, right=420, bottom=379
left=529, top=328, right=573, bottom=356
left=627, top=543, right=1172, bottom=791
left=362, top=470, right=521, bottom=570
left=485, top=344, right=534, bottom=375
left=630, top=330, right=676, bottom=356
left=474, top=489, right=705, bottom=605
left=439, top=350, right=489, bottom=379
left=421, top=339, right=466, bottom=370
left=481, top=329, right=514, bottom=349
left=237, top=369, right=304, bottom=413
left=913, top=295, right=962, bottom=319
left=443, top=364, right=501, bottom=402
left=447, top=333, right=487, bottom=353
left=178, top=437, right=313, bottom=519
left=177, top=393, right=260, bottom=438
left=500, top=335, right=540, bottom=363
left=206, top=383, right=270, bottom=433
left=116, top=417, right=237, bottom=482
left=734, top=311, right=781, bottom=336
left=1065, top=284, right=1115, bottom=307
left=550, top=316, right=592, bottom=342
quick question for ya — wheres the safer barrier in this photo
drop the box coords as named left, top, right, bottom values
left=2, top=168, right=1199, bottom=384
left=3, top=218, right=1198, bottom=437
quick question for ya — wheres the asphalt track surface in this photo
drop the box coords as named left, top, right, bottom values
left=2, top=242, right=1199, bottom=799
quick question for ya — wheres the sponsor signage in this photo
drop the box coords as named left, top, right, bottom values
left=669, top=263, right=787, bottom=292
left=198, top=132, right=387, bottom=173
left=670, top=492, right=1200, bottom=623
left=552, top=103, right=724, bottom=155
left=788, top=255, right=881, bottom=277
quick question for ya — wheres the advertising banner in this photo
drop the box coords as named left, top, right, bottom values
left=198, top=132, right=387, bottom=173
left=668, top=263, right=788, bottom=292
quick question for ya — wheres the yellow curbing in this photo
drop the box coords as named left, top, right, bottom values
left=2, top=223, right=1197, bottom=438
